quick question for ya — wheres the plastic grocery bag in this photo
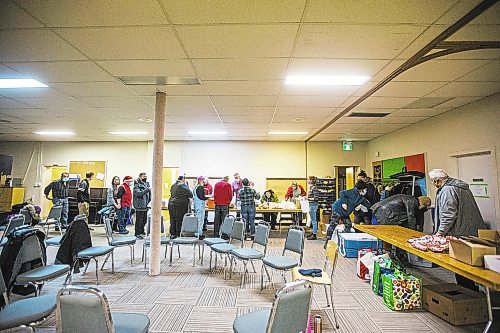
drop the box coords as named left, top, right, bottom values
left=382, top=270, right=422, bottom=311
left=299, top=197, right=309, bottom=213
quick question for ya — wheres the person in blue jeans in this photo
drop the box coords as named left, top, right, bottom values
left=238, top=178, right=260, bottom=240
left=307, top=176, right=320, bottom=240
left=193, top=176, right=209, bottom=239
left=331, top=181, right=372, bottom=233
left=44, top=172, right=70, bottom=227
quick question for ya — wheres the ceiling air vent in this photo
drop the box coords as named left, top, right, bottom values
left=117, top=76, right=200, bottom=85
left=348, top=112, right=390, bottom=118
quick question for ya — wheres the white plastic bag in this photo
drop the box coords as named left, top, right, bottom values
left=299, top=197, right=309, bottom=213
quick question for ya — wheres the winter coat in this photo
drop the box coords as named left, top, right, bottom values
left=364, top=182, right=378, bottom=205
left=434, top=177, right=485, bottom=237
left=133, top=179, right=151, bottom=211
left=56, top=218, right=92, bottom=265
left=371, top=194, right=421, bottom=230
left=169, top=181, right=193, bottom=207
left=332, top=188, right=371, bottom=218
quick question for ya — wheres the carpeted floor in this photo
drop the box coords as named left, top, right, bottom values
left=3, top=225, right=487, bottom=333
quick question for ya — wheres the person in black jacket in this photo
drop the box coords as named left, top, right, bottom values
left=133, top=173, right=151, bottom=239
left=354, top=170, right=378, bottom=224
left=371, top=194, right=431, bottom=231
left=168, top=176, right=193, bottom=238
left=44, top=172, right=70, bottom=226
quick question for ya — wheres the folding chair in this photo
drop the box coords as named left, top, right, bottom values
left=210, top=217, right=245, bottom=279
left=38, top=205, right=63, bottom=236
left=170, top=213, right=199, bottom=266
left=0, top=214, right=25, bottom=247
left=261, top=226, right=305, bottom=290
left=142, top=215, right=170, bottom=268
left=104, top=216, right=136, bottom=265
left=201, top=214, right=235, bottom=267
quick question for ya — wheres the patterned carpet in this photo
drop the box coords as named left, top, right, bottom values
left=3, top=226, right=488, bottom=333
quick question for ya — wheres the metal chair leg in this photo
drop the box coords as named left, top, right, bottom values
left=260, top=264, right=264, bottom=290
left=169, top=243, right=174, bottom=266
left=250, top=260, right=256, bottom=273
left=94, top=258, right=99, bottom=284
left=324, top=285, right=330, bottom=307
left=111, top=251, right=115, bottom=273
left=101, top=253, right=112, bottom=270
left=177, top=244, right=181, bottom=259
left=164, top=243, right=168, bottom=259
left=209, top=249, right=213, bottom=271
left=201, top=244, right=205, bottom=265
left=330, top=284, right=339, bottom=329
left=144, top=247, right=148, bottom=269
left=142, top=245, right=145, bottom=262
left=229, top=256, right=235, bottom=280
left=82, top=260, right=90, bottom=275
left=192, top=243, right=196, bottom=267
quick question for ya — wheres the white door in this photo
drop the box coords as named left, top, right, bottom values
left=457, top=153, right=498, bottom=229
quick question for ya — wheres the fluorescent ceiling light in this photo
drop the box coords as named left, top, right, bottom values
left=284, top=75, right=370, bottom=86
left=188, top=131, right=227, bottom=135
left=34, top=131, right=74, bottom=136
left=268, top=131, right=308, bottom=135
left=0, top=79, right=48, bottom=88
left=109, top=131, right=148, bottom=135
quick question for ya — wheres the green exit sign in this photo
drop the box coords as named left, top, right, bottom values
left=343, top=141, right=353, bottom=151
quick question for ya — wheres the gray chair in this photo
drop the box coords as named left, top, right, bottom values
left=230, top=222, right=270, bottom=288
left=201, top=214, right=235, bottom=267
left=104, top=216, right=136, bottom=265
left=38, top=205, right=63, bottom=236
left=14, top=232, right=70, bottom=296
left=20, top=207, right=33, bottom=225
left=210, top=217, right=245, bottom=279
left=45, top=235, right=63, bottom=247
left=170, top=213, right=200, bottom=266
left=0, top=267, right=57, bottom=332
left=0, top=214, right=25, bottom=247
left=261, top=226, right=305, bottom=290
left=56, top=286, right=150, bottom=333
left=142, top=215, right=170, bottom=268
left=233, top=279, right=312, bottom=333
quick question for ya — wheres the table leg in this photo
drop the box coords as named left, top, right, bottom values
left=278, top=212, right=282, bottom=234
left=484, top=286, right=493, bottom=333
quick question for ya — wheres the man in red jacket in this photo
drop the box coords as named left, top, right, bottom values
left=213, top=176, right=232, bottom=237
left=115, top=175, right=134, bottom=234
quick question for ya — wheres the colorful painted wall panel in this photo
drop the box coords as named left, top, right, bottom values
left=382, top=157, right=405, bottom=179
left=405, top=154, right=425, bottom=173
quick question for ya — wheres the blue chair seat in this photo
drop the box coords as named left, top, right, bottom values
left=45, top=236, right=63, bottom=246
left=0, top=237, right=6, bottom=246
left=78, top=246, right=114, bottom=258
left=144, top=236, right=170, bottom=246
left=211, top=243, right=237, bottom=254
left=112, top=312, right=150, bottom=333
left=203, top=237, right=228, bottom=246
left=0, top=294, right=56, bottom=331
left=173, top=236, right=198, bottom=244
left=17, top=264, right=70, bottom=282
left=231, top=248, right=264, bottom=260
left=262, top=256, right=298, bottom=270
left=233, top=309, right=270, bottom=333
left=110, top=236, right=137, bottom=246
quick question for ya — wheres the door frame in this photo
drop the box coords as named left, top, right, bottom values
left=449, top=146, right=499, bottom=227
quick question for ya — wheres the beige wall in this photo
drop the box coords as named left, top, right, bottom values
left=366, top=94, right=500, bottom=226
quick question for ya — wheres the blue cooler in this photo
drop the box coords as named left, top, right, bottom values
left=338, top=232, right=382, bottom=258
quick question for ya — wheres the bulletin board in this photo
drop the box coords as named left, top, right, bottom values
left=69, top=161, right=106, bottom=187
left=265, top=178, right=307, bottom=202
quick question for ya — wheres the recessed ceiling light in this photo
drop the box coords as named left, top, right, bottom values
left=109, top=131, right=148, bottom=135
left=188, top=131, right=227, bottom=135
left=34, top=131, right=74, bottom=136
left=138, top=118, right=153, bottom=123
left=284, top=75, right=370, bottom=86
left=0, top=79, right=48, bottom=88
left=268, top=131, right=308, bottom=135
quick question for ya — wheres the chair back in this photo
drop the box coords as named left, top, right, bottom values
left=19, top=208, right=32, bottom=225
left=2, top=214, right=25, bottom=238
left=267, top=280, right=312, bottom=333
left=103, top=217, right=113, bottom=244
left=56, top=286, right=114, bottom=333
left=230, top=217, right=245, bottom=247
left=20, top=233, right=44, bottom=264
left=253, top=222, right=270, bottom=254
left=146, top=215, right=165, bottom=236
left=284, top=226, right=305, bottom=265
left=48, top=205, right=63, bottom=221
left=220, top=215, right=235, bottom=237
left=325, top=240, right=339, bottom=278
left=0, top=267, right=7, bottom=300
left=180, top=213, right=199, bottom=236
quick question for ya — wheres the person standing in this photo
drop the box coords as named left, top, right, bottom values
left=239, top=178, right=260, bottom=240
left=44, top=172, right=70, bottom=227
left=203, top=178, right=213, bottom=232
left=306, top=176, right=320, bottom=240
left=115, top=175, right=134, bottom=235
left=213, top=176, right=232, bottom=237
left=168, top=176, right=193, bottom=238
left=331, top=181, right=372, bottom=233
left=133, top=172, right=151, bottom=239
left=354, top=170, right=378, bottom=224
left=107, top=176, right=120, bottom=231
left=193, top=176, right=209, bottom=239
left=261, top=189, right=279, bottom=230
left=77, top=171, right=94, bottom=218
left=232, top=172, right=242, bottom=205
left=285, top=180, right=307, bottom=225
left=371, top=194, right=431, bottom=231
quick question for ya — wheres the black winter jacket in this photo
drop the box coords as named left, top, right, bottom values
left=56, top=218, right=92, bottom=265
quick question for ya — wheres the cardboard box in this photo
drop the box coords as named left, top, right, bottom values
left=423, top=284, right=488, bottom=325
left=449, top=239, right=496, bottom=266
left=484, top=255, right=500, bottom=273
left=478, top=229, right=500, bottom=242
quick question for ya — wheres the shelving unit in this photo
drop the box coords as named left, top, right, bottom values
left=315, top=178, right=336, bottom=214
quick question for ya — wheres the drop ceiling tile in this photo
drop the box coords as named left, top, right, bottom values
left=203, top=80, right=282, bottom=96
left=56, top=27, right=185, bottom=60
left=372, top=81, right=447, bottom=97
left=0, top=1, right=44, bottom=28
left=278, top=95, right=347, bottom=108
left=294, top=24, right=424, bottom=59
left=0, top=64, right=25, bottom=79
left=15, top=96, right=91, bottom=109
left=18, top=0, right=166, bottom=27
left=427, top=81, right=500, bottom=97
left=0, top=98, right=33, bottom=108
left=436, top=0, right=484, bottom=24
left=229, top=136, right=268, bottom=141
left=161, top=0, right=306, bottom=24
left=433, top=96, right=485, bottom=109
left=391, top=108, right=452, bottom=117
left=224, top=123, right=271, bottom=130
left=0, top=108, right=49, bottom=117
left=129, top=85, right=206, bottom=97
left=5, top=61, right=115, bottom=83
left=358, top=97, right=418, bottom=109
left=80, top=96, right=151, bottom=109
left=281, top=84, right=360, bottom=96
left=275, top=106, right=336, bottom=116
left=323, top=123, right=366, bottom=133
left=374, top=115, right=429, bottom=124
left=340, top=133, right=381, bottom=141
left=272, top=114, right=328, bottom=123
left=168, top=115, right=221, bottom=123
left=212, top=95, right=277, bottom=108
left=394, top=60, right=488, bottom=81
left=304, top=0, right=457, bottom=24
left=97, top=59, right=195, bottom=77
left=193, top=58, right=289, bottom=80
left=310, top=133, right=342, bottom=141
left=347, top=108, right=398, bottom=114
left=219, top=106, right=275, bottom=116
left=355, top=123, right=409, bottom=134
left=177, top=25, right=298, bottom=58
left=0, top=30, right=86, bottom=62
left=448, top=24, right=500, bottom=42
left=336, top=117, right=377, bottom=124
left=437, top=49, right=500, bottom=60
left=0, top=87, right=68, bottom=98
left=51, top=81, right=134, bottom=97
left=179, top=122, right=225, bottom=131
left=220, top=115, right=272, bottom=123
left=166, top=95, right=215, bottom=110
left=287, top=58, right=389, bottom=77
left=457, top=61, right=500, bottom=82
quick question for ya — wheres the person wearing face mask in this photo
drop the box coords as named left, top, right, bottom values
left=115, top=175, right=134, bottom=234
left=331, top=180, right=372, bottom=233
left=354, top=170, right=378, bottom=225
left=168, top=176, right=193, bottom=238
left=133, top=172, right=151, bottom=239
left=285, top=181, right=306, bottom=202
left=193, top=176, right=209, bottom=239
left=306, top=176, right=321, bottom=240
left=371, top=194, right=431, bottom=231
left=44, top=172, right=70, bottom=227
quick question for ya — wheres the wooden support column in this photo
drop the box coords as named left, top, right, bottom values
left=149, top=91, right=166, bottom=276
